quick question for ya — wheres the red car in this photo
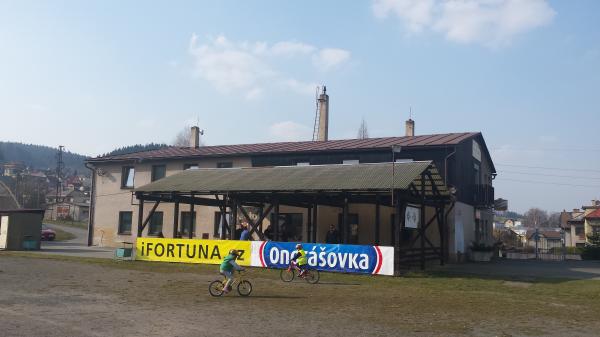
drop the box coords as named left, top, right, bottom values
left=41, top=225, right=56, bottom=241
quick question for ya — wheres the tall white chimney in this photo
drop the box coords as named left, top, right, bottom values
left=317, top=86, right=329, bottom=141
left=190, top=126, right=200, bottom=148
left=405, top=118, right=415, bottom=137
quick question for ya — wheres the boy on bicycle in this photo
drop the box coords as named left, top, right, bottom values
left=220, top=249, right=244, bottom=293
left=291, top=244, right=308, bottom=277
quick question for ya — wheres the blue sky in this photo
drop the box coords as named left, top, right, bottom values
left=0, top=0, right=599, bottom=213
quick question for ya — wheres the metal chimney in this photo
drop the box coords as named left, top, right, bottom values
left=317, top=86, right=329, bottom=141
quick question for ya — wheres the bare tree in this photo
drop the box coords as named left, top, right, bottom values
left=547, top=212, right=561, bottom=228
left=173, top=126, right=191, bottom=147
left=173, top=125, right=204, bottom=147
left=357, top=118, right=369, bottom=139
left=523, top=207, right=549, bottom=228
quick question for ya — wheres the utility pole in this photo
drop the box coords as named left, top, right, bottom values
left=54, top=146, right=64, bottom=220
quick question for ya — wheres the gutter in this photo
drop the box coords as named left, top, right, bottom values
left=84, top=162, right=96, bottom=246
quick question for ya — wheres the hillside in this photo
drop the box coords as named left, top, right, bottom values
left=0, top=142, right=88, bottom=173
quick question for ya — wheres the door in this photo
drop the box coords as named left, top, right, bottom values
left=0, top=216, right=8, bottom=249
left=454, top=220, right=464, bottom=254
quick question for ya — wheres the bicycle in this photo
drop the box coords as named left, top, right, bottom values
left=280, top=261, right=320, bottom=284
left=209, top=270, right=253, bottom=297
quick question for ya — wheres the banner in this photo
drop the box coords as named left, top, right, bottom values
left=136, top=238, right=394, bottom=276
left=136, top=238, right=251, bottom=266
left=252, top=241, right=394, bottom=276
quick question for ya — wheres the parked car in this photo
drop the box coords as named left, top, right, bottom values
left=41, top=225, right=56, bottom=241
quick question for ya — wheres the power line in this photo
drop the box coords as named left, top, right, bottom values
left=496, top=177, right=600, bottom=188
left=492, top=147, right=600, bottom=152
left=496, top=163, right=600, bottom=173
left=499, top=170, right=600, bottom=180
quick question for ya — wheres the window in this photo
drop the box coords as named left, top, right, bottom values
left=184, top=163, right=199, bottom=170
left=118, top=211, right=132, bottom=235
left=337, top=213, right=359, bottom=244
left=474, top=163, right=481, bottom=185
left=575, top=225, right=585, bottom=236
left=148, top=212, right=164, bottom=236
left=217, top=162, right=233, bottom=168
left=181, top=211, right=196, bottom=236
left=342, top=159, right=359, bottom=165
left=151, top=165, right=166, bottom=182
left=121, top=166, right=135, bottom=188
left=214, top=212, right=229, bottom=237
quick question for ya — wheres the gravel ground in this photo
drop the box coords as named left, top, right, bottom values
left=0, top=254, right=599, bottom=337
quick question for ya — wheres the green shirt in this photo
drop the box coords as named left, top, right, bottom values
left=220, top=254, right=236, bottom=271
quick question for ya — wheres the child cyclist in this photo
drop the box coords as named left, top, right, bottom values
left=220, top=249, right=244, bottom=293
left=291, top=244, right=308, bottom=277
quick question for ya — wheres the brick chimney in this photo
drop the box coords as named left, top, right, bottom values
left=190, top=126, right=200, bottom=148
left=317, top=86, right=329, bottom=141
left=405, top=118, right=415, bottom=137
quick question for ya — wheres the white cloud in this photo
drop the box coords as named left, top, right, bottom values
left=268, top=121, right=313, bottom=142
left=373, top=0, right=555, bottom=47
left=313, top=48, right=352, bottom=70
left=188, top=34, right=350, bottom=99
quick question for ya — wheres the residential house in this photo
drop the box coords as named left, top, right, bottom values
left=86, top=119, right=497, bottom=263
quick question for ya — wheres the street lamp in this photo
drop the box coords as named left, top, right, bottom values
left=391, top=145, right=402, bottom=206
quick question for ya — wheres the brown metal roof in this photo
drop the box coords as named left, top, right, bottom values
left=88, top=132, right=480, bottom=163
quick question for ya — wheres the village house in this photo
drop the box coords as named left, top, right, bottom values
left=86, top=113, right=496, bottom=264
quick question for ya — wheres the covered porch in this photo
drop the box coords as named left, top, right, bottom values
left=133, top=161, right=452, bottom=270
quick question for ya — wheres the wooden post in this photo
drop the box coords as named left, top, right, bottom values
left=307, top=206, right=312, bottom=243
left=394, top=192, right=402, bottom=274
left=273, top=198, right=280, bottom=241
left=420, top=173, right=426, bottom=270
left=342, top=196, right=349, bottom=244
left=189, top=193, right=195, bottom=239
left=173, top=201, right=179, bottom=238
left=312, top=199, right=318, bottom=242
left=230, top=198, right=237, bottom=240
left=375, top=195, right=381, bottom=246
left=137, top=196, right=144, bottom=237
left=220, top=195, right=228, bottom=240
left=438, top=204, right=445, bottom=266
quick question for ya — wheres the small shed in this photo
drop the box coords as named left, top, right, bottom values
left=0, top=209, right=44, bottom=250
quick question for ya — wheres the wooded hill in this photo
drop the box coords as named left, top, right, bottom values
left=0, top=142, right=87, bottom=172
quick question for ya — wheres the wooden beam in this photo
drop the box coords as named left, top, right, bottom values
left=140, top=201, right=160, bottom=233
left=230, top=198, right=237, bottom=240
left=342, top=196, right=349, bottom=244
left=137, top=196, right=144, bottom=237
left=375, top=195, right=380, bottom=246
left=312, top=198, right=318, bottom=242
left=273, top=198, right=280, bottom=241
left=239, top=203, right=270, bottom=241
left=189, top=193, right=194, bottom=239
left=173, top=201, right=179, bottom=238
left=420, top=173, right=426, bottom=270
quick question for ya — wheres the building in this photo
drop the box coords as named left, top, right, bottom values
left=44, top=189, right=90, bottom=222
left=2, top=162, right=25, bottom=178
left=560, top=209, right=586, bottom=247
left=524, top=229, right=563, bottom=251
left=86, top=119, right=496, bottom=264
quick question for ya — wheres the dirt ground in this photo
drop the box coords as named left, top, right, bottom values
left=1, top=254, right=599, bottom=337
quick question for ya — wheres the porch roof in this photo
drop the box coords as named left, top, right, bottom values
left=135, top=161, right=448, bottom=196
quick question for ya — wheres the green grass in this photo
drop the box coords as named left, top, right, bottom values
left=43, top=219, right=87, bottom=230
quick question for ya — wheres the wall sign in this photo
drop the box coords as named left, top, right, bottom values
left=405, top=205, right=420, bottom=229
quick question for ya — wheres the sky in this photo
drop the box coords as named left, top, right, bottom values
left=0, top=0, right=599, bottom=213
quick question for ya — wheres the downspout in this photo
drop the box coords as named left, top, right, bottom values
left=444, top=146, right=457, bottom=186
left=85, top=162, right=96, bottom=246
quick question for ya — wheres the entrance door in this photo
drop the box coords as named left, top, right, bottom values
left=0, top=216, right=8, bottom=249
left=455, top=220, right=464, bottom=254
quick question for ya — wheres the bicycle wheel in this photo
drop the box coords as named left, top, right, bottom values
left=280, top=268, right=295, bottom=282
left=237, top=280, right=252, bottom=296
left=209, top=280, right=225, bottom=297
left=305, top=269, right=320, bottom=284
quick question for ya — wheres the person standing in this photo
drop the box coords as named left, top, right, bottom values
left=325, top=224, right=340, bottom=244
left=239, top=222, right=250, bottom=240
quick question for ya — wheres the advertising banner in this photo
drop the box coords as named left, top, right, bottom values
left=136, top=238, right=251, bottom=266
left=252, top=241, right=394, bottom=276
